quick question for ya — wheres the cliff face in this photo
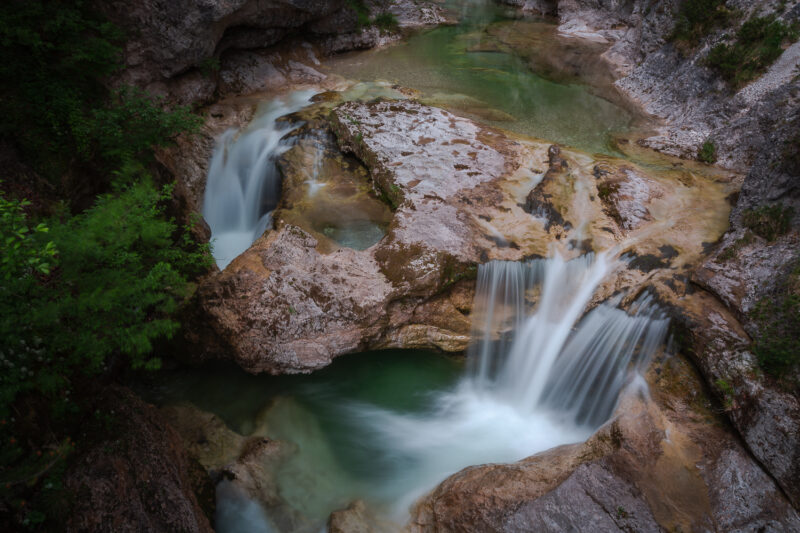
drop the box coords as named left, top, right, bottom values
left=97, top=0, right=446, bottom=104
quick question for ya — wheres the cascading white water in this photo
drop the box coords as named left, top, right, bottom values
left=203, top=91, right=317, bottom=269
left=469, top=254, right=670, bottom=427
left=340, top=252, right=670, bottom=516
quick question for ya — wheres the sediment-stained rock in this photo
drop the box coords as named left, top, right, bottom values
left=187, top=97, right=733, bottom=375
left=190, top=100, right=541, bottom=373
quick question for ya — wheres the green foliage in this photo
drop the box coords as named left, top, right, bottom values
left=0, top=181, right=211, bottom=420
left=751, top=261, right=800, bottom=378
left=0, top=1, right=200, bottom=180
left=77, top=87, right=202, bottom=174
left=347, top=0, right=371, bottom=28
left=199, top=56, right=221, bottom=78
left=707, top=15, right=799, bottom=87
left=0, top=194, right=57, bottom=280
left=374, top=12, right=400, bottom=32
left=714, top=378, right=735, bottom=408
left=741, top=204, right=794, bottom=242
left=671, top=0, right=732, bottom=47
left=698, top=140, right=717, bottom=163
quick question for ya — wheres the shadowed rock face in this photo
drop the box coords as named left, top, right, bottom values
left=65, top=387, right=215, bottom=533
left=98, top=0, right=446, bottom=104
left=668, top=290, right=800, bottom=509
left=410, top=356, right=800, bottom=532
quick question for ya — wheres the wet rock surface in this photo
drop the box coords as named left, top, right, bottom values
left=190, top=99, right=535, bottom=373
left=65, top=387, right=215, bottom=533
left=411, top=356, right=800, bottom=531
left=188, top=96, right=733, bottom=375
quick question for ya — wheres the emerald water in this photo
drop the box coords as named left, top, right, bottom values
left=326, top=2, right=637, bottom=155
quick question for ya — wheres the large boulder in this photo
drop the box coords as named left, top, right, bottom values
left=190, top=99, right=539, bottom=373
left=187, top=96, right=733, bottom=374
left=65, top=387, right=215, bottom=533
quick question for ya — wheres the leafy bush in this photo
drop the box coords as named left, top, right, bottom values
left=79, top=87, right=202, bottom=173
left=347, top=0, right=371, bottom=28
left=698, top=140, right=717, bottom=163
left=707, top=15, right=799, bottom=87
left=0, top=180, right=211, bottom=419
left=374, top=12, right=400, bottom=32
left=741, top=204, right=794, bottom=241
left=0, top=1, right=200, bottom=181
left=671, top=0, right=732, bottom=47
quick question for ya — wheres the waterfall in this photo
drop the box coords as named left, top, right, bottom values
left=202, top=91, right=317, bottom=269
left=468, top=253, right=669, bottom=426
left=340, top=252, right=669, bottom=516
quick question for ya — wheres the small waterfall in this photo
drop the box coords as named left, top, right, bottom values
left=468, top=253, right=669, bottom=427
left=203, top=91, right=317, bottom=269
left=304, top=140, right=326, bottom=196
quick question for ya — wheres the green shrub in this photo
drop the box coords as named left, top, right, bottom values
left=671, top=0, right=732, bottom=47
left=0, top=180, right=211, bottom=420
left=346, top=0, right=371, bottom=28
left=707, top=15, right=799, bottom=87
left=741, top=204, right=794, bottom=242
left=80, top=87, right=202, bottom=174
left=752, top=261, right=800, bottom=378
left=698, top=140, right=717, bottom=163
left=374, top=12, right=400, bottom=32
left=0, top=1, right=201, bottom=181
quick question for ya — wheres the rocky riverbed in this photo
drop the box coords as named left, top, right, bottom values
left=63, top=0, right=800, bottom=531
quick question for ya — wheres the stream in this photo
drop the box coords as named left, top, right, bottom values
left=151, top=2, right=716, bottom=532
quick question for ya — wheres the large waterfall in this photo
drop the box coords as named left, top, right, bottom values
left=203, top=91, right=317, bottom=269
left=214, top=252, right=671, bottom=531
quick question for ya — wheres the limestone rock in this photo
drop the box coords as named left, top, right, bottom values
left=670, top=290, right=800, bottom=508
left=191, top=100, right=542, bottom=373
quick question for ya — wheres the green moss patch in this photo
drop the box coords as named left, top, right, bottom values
left=741, top=204, right=794, bottom=242
left=752, top=260, right=800, bottom=379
